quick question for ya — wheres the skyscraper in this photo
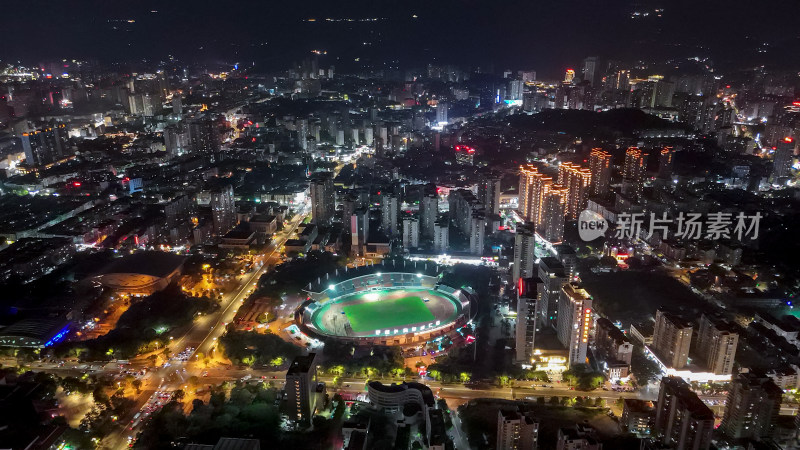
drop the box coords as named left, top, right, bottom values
left=350, top=207, right=369, bottom=256
left=380, top=192, right=400, bottom=237
left=20, top=124, right=70, bottom=167
left=211, top=184, right=236, bottom=236
left=402, top=217, right=420, bottom=249
left=286, top=353, right=318, bottom=426
left=588, top=149, right=612, bottom=197
left=512, top=222, right=537, bottom=283
left=436, top=102, right=448, bottom=125
left=658, top=147, right=675, bottom=179
left=539, top=184, right=567, bottom=243
left=538, top=257, right=567, bottom=328
left=516, top=278, right=543, bottom=365
left=469, top=211, right=485, bottom=255
left=310, top=172, right=335, bottom=226
left=772, top=136, right=795, bottom=181
left=652, top=310, right=692, bottom=369
left=420, top=187, right=439, bottom=239
left=433, top=220, right=449, bottom=253
left=479, top=173, right=502, bottom=215
left=622, top=147, right=647, bottom=198
left=519, top=164, right=551, bottom=223
left=187, top=116, right=220, bottom=153
left=581, top=57, right=598, bottom=86
left=695, top=314, right=738, bottom=375
left=497, top=409, right=539, bottom=450
left=558, top=162, right=592, bottom=220
left=556, top=283, right=593, bottom=368
left=655, top=377, right=714, bottom=450
left=721, top=372, right=782, bottom=440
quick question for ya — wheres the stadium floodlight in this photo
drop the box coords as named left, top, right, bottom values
left=329, top=284, right=335, bottom=291
left=416, top=273, right=422, bottom=278
left=376, top=272, right=382, bottom=276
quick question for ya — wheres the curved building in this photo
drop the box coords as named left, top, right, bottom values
left=96, top=251, right=186, bottom=295
left=367, top=381, right=435, bottom=414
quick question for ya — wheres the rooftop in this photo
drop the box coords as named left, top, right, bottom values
left=286, top=353, right=316, bottom=375
left=101, top=251, right=186, bottom=278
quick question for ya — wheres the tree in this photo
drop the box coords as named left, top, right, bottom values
left=549, top=396, right=560, bottom=405
left=459, top=372, right=471, bottom=383
left=132, top=379, right=142, bottom=394
left=630, top=346, right=661, bottom=387
left=537, top=396, right=546, bottom=405
left=594, top=397, right=605, bottom=408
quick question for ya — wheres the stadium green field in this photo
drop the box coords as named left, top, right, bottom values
left=343, top=295, right=435, bottom=333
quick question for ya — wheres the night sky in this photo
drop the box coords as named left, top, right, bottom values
left=4, top=0, right=800, bottom=76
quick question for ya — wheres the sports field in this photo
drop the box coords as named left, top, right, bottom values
left=343, top=296, right=434, bottom=333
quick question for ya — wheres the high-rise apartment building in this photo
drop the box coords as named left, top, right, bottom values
left=433, top=220, right=449, bottom=253
left=658, top=147, right=675, bottom=179
left=772, top=137, right=795, bottom=180
left=512, top=222, right=537, bottom=283
left=721, top=372, right=782, bottom=440
left=581, top=57, right=599, bottom=86
left=497, top=409, right=539, bottom=450
left=380, top=192, right=400, bottom=236
left=350, top=208, right=369, bottom=256
left=588, top=149, right=612, bottom=197
left=695, top=314, right=738, bottom=375
left=310, top=172, right=335, bottom=226
left=594, top=318, right=633, bottom=379
left=469, top=211, right=485, bottom=255
left=187, top=116, right=220, bottom=153
left=211, top=184, right=236, bottom=236
left=519, top=164, right=552, bottom=224
left=538, top=257, right=567, bottom=328
left=554, top=244, right=578, bottom=280
left=21, top=124, right=70, bottom=167
left=436, top=102, right=448, bottom=125
left=558, top=162, right=592, bottom=220
left=420, top=188, right=439, bottom=239
left=479, top=173, right=503, bottom=215
left=516, top=278, right=543, bottom=364
left=402, top=217, right=420, bottom=249
left=652, top=310, right=692, bottom=369
left=655, top=377, right=714, bottom=450
left=539, top=184, right=567, bottom=243
left=286, top=353, right=317, bottom=426
left=556, top=283, right=593, bottom=368
left=622, top=147, right=647, bottom=198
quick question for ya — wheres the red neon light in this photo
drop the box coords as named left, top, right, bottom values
left=518, top=278, right=524, bottom=296
left=784, top=137, right=794, bottom=143
left=73, top=181, right=81, bottom=187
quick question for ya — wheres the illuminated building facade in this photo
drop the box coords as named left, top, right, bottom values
left=540, top=184, right=567, bottom=243
left=20, top=124, right=70, bottom=167
left=558, top=162, right=592, bottom=220
left=286, top=353, right=317, bottom=426
left=588, top=149, right=612, bottom=196
left=556, top=283, right=593, bottom=368
left=564, top=69, right=576, bottom=84
left=622, top=147, right=648, bottom=198
left=515, top=277, right=543, bottom=364
left=310, top=172, right=335, bottom=225
left=772, top=137, right=795, bottom=180
left=658, top=146, right=675, bottom=179
left=652, top=309, right=692, bottom=369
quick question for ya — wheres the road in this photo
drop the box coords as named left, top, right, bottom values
left=98, top=211, right=309, bottom=449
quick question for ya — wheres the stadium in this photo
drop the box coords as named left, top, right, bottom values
left=296, top=265, right=475, bottom=346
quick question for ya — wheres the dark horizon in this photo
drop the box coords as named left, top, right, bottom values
left=4, top=0, right=800, bottom=77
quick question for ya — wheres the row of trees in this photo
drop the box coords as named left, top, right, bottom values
left=219, top=331, right=301, bottom=367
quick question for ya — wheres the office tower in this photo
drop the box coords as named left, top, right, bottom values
left=507, top=80, right=525, bottom=101
left=497, top=409, right=539, bottom=450
left=556, top=283, right=593, bottom=368
left=564, top=69, right=575, bottom=84
left=142, top=93, right=159, bottom=117
left=516, top=278, right=543, bottom=364
left=128, top=94, right=144, bottom=114
left=433, top=220, right=449, bottom=253
left=310, top=172, right=335, bottom=226
left=420, top=188, right=438, bottom=238
left=655, top=377, right=715, bottom=450
left=20, top=124, right=70, bottom=167
left=187, top=117, right=220, bottom=153
left=652, top=310, right=692, bottom=369
left=581, top=57, right=598, bottom=86
left=350, top=207, right=369, bottom=256
left=622, top=147, right=647, bottom=198
left=695, top=315, right=738, bottom=375
left=336, top=129, right=345, bottom=146
left=554, top=245, right=577, bottom=280
left=479, top=173, right=503, bottom=215
left=512, top=222, right=537, bottom=283
left=721, top=373, right=782, bottom=440
left=519, top=70, right=536, bottom=83
left=539, top=184, right=567, bottom=243
left=286, top=353, right=317, bottom=426
left=538, top=257, right=567, bottom=327
left=364, top=127, right=374, bottom=146
left=436, top=102, right=448, bottom=125
left=211, top=184, right=236, bottom=236
left=469, top=211, right=485, bottom=255
left=772, top=137, right=795, bottom=180
left=658, top=147, right=675, bottom=179
left=164, top=124, right=188, bottom=157
left=558, top=162, right=592, bottom=220
left=402, top=217, right=420, bottom=249
left=380, top=193, right=400, bottom=236
left=588, top=149, right=612, bottom=196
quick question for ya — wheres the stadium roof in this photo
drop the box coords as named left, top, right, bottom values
left=101, top=251, right=186, bottom=278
